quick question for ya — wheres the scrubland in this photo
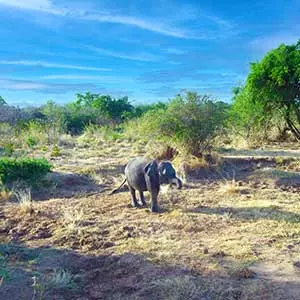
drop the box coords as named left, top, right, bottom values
left=0, top=133, right=299, bottom=300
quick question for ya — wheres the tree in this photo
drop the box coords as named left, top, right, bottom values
left=230, top=85, right=268, bottom=141
left=74, top=93, right=134, bottom=123
left=237, top=40, right=300, bottom=140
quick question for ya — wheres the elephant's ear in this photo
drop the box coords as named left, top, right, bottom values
left=144, top=160, right=158, bottom=176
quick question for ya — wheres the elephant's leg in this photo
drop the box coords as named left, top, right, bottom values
left=129, top=186, right=140, bottom=208
left=151, top=198, right=159, bottom=212
left=139, top=191, right=146, bottom=206
left=150, top=192, right=159, bottom=213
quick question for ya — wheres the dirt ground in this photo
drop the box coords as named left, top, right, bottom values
left=0, top=140, right=300, bottom=300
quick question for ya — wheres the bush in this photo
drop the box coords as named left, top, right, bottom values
left=18, top=121, right=48, bottom=148
left=1, top=143, right=15, bottom=157
left=80, top=124, right=123, bottom=144
left=0, top=158, right=52, bottom=186
left=51, top=145, right=60, bottom=157
left=125, top=92, right=228, bottom=156
left=26, top=136, right=38, bottom=148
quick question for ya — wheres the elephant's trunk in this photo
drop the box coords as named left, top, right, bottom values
left=171, top=177, right=182, bottom=189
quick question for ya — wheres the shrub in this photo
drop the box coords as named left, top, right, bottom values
left=26, top=136, right=38, bottom=148
left=125, top=92, right=228, bottom=156
left=19, top=121, right=48, bottom=148
left=0, top=158, right=52, bottom=186
left=1, top=143, right=15, bottom=157
left=81, top=124, right=123, bottom=143
left=51, top=145, right=60, bottom=157
left=0, top=123, right=16, bottom=155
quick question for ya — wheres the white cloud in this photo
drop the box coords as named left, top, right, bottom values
left=0, top=0, right=65, bottom=15
left=0, top=0, right=233, bottom=39
left=168, top=61, right=182, bottom=65
left=86, top=46, right=159, bottom=62
left=83, top=14, right=191, bottom=39
left=0, top=60, right=110, bottom=71
left=0, top=78, right=97, bottom=93
left=0, top=78, right=47, bottom=90
left=250, top=33, right=299, bottom=53
left=166, top=48, right=185, bottom=55
left=40, top=74, right=133, bottom=83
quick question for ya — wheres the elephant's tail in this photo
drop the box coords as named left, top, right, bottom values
left=110, top=178, right=127, bottom=195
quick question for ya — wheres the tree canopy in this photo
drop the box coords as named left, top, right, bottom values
left=75, top=93, right=134, bottom=122
left=232, top=40, right=300, bottom=140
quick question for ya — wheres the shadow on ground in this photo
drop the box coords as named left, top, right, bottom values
left=31, top=171, right=109, bottom=201
left=1, top=243, right=300, bottom=300
left=188, top=205, right=300, bottom=223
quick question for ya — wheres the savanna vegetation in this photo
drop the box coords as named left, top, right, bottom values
left=0, top=41, right=299, bottom=300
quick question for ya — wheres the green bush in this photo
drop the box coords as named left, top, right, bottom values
left=125, top=92, right=228, bottom=156
left=51, top=145, right=60, bottom=157
left=0, top=158, right=52, bottom=186
left=1, top=143, right=15, bottom=157
left=26, top=136, right=38, bottom=148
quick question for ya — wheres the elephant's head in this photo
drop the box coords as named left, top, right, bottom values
left=158, top=161, right=182, bottom=189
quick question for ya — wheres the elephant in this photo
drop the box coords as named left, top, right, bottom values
left=111, top=157, right=182, bottom=212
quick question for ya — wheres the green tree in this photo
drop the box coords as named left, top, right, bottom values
left=234, top=40, right=300, bottom=140
left=75, top=93, right=134, bottom=123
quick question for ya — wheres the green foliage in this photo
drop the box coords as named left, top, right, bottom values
left=0, top=123, right=16, bottom=153
left=1, top=143, right=15, bottom=157
left=126, top=92, right=228, bottom=156
left=75, top=93, right=134, bottom=123
left=63, top=103, right=105, bottom=135
left=51, top=145, right=60, bottom=157
left=123, top=102, right=168, bottom=119
left=232, top=40, right=300, bottom=141
left=0, top=157, right=52, bottom=186
left=26, top=136, right=38, bottom=148
left=19, top=121, right=48, bottom=148
left=0, top=256, right=9, bottom=284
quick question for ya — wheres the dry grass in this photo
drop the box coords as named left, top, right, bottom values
left=0, top=188, right=13, bottom=203
left=0, top=137, right=300, bottom=299
left=219, top=178, right=239, bottom=194
left=13, top=187, right=34, bottom=214
left=60, top=206, right=85, bottom=235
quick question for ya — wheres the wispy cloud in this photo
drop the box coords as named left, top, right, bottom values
left=83, top=14, right=194, bottom=39
left=139, top=68, right=241, bottom=84
left=168, top=61, right=182, bottom=65
left=0, top=78, right=98, bottom=93
left=147, top=85, right=182, bottom=97
left=0, top=60, right=110, bottom=71
left=0, top=0, right=65, bottom=15
left=0, top=0, right=234, bottom=39
left=40, top=74, right=133, bottom=83
left=165, top=48, right=185, bottom=55
left=86, top=46, right=159, bottom=62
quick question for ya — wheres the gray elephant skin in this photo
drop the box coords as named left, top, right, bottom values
left=111, top=157, right=182, bottom=212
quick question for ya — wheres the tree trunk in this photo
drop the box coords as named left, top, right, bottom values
left=284, top=103, right=300, bottom=140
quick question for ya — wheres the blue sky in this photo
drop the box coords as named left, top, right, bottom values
left=0, top=0, right=299, bottom=106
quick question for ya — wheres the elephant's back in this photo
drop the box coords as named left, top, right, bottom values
left=125, top=157, right=150, bottom=191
